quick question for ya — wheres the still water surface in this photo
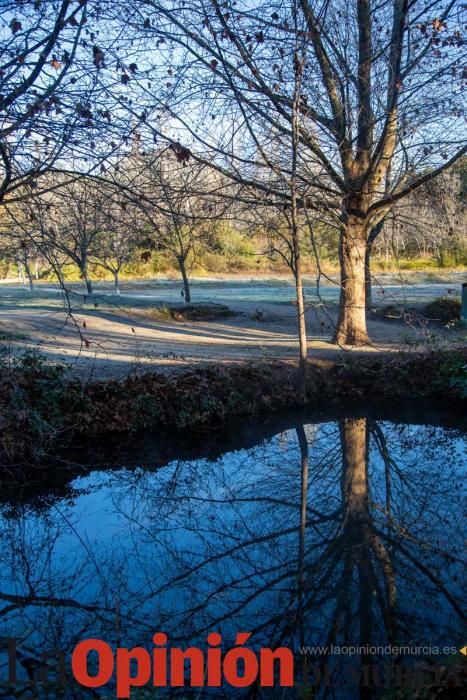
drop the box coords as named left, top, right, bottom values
left=0, top=407, right=465, bottom=697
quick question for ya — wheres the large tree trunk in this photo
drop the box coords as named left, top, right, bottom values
left=114, top=270, right=120, bottom=295
left=84, top=276, right=93, bottom=296
left=177, top=255, right=191, bottom=303
left=334, top=219, right=369, bottom=345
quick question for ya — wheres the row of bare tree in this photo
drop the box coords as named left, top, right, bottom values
left=2, top=149, right=228, bottom=301
left=1, top=0, right=465, bottom=384
left=2, top=151, right=465, bottom=311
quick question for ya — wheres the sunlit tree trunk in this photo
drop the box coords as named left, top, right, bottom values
left=364, top=243, right=372, bottom=311
left=334, top=220, right=369, bottom=345
left=83, top=274, right=93, bottom=297
left=292, top=232, right=308, bottom=388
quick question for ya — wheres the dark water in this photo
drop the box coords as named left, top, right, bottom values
left=0, top=406, right=466, bottom=698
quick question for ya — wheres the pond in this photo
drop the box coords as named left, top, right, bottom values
left=0, top=405, right=465, bottom=698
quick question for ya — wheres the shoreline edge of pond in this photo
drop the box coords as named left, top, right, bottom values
left=1, top=348, right=466, bottom=465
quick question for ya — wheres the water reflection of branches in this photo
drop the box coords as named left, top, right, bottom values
left=0, top=417, right=464, bottom=697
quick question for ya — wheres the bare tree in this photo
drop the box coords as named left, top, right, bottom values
left=25, top=178, right=112, bottom=297
left=1, top=1, right=93, bottom=204
left=89, top=190, right=142, bottom=295
left=0, top=230, right=37, bottom=291
left=121, top=0, right=465, bottom=346
left=1, top=1, right=81, bottom=201
left=124, top=149, right=226, bottom=303
left=365, top=165, right=466, bottom=309
left=0, top=0, right=143, bottom=220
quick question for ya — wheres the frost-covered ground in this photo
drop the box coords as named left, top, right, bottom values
left=0, top=272, right=464, bottom=378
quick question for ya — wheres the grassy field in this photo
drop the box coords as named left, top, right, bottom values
left=1, top=269, right=465, bottom=311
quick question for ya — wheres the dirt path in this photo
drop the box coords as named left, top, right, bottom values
left=1, top=287, right=459, bottom=379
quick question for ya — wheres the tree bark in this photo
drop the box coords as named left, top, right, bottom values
left=81, top=265, right=93, bottom=297
left=24, top=260, right=34, bottom=292
left=114, top=270, right=120, bottom=295
left=177, top=255, right=191, bottom=303
left=334, top=218, right=369, bottom=345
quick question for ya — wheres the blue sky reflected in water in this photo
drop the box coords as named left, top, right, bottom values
left=0, top=416, right=465, bottom=697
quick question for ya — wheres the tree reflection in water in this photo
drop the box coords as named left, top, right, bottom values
left=0, top=413, right=465, bottom=698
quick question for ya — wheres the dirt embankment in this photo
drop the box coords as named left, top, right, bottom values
left=1, top=349, right=465, bottom=466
